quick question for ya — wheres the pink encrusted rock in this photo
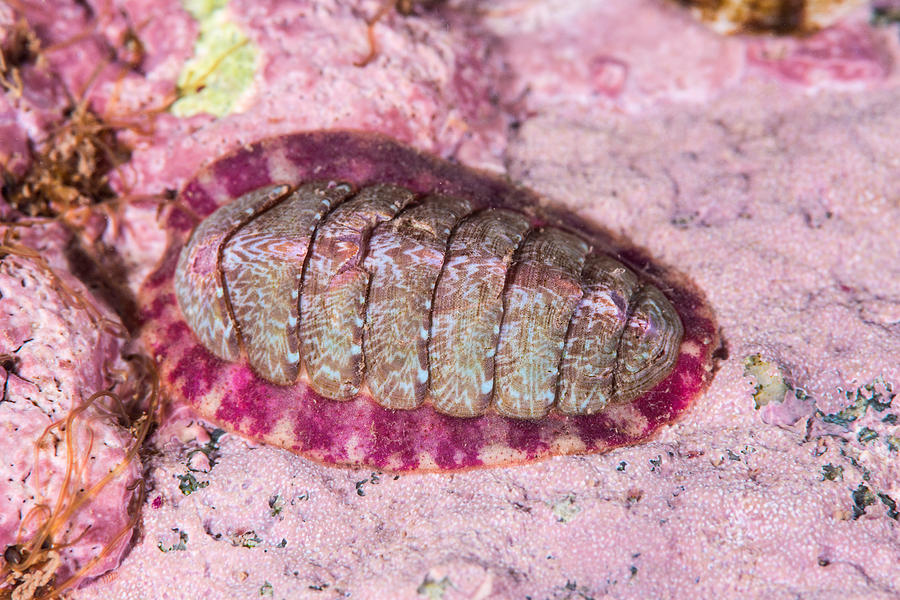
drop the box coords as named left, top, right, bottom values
left=0, top=95, right=31, bottom=181
left=114, top=0, right=511, bottom=200
left=0, top=223, right=142, bottom=594
left=746, top=21, right=896, bottom=87
left=487, top=0, right=747, bottom=113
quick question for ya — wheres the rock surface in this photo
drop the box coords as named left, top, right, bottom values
left=1, top=0, right=898, bottom=598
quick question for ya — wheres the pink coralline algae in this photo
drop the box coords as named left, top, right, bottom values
left=140, top=131, right=720, bottom=472
left=746, top=22, right=894, bottom=86
left=0, top=224, right=146, bottom=597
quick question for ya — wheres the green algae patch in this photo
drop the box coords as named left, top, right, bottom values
left=172, top=0, right=256, bottom=117
left=417, top=575, right=451, bottom=599
left=550, top=495, right=581, bottom=523
left=743, top=354, right=791, bottom=409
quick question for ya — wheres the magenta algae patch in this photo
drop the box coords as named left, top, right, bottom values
left=140, top=131, right=719, bottom=472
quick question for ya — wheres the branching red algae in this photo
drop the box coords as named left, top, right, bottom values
left=355, top=0, right=445, bottom=67
left=0, top=3, right=184, bottom=223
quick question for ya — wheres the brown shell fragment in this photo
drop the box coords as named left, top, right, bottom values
left=429, top=209, right=531, bottom=417
left=494, top=228, right=589, bottom=419
left=300, top=184, right=415, bottom=398
left=673, top=0, right=864, bottom=35
left=557, top=255, right=639, bottom=415
left=363, top=194, right=474, bottom=409
left=223, top=182, right=354, bottom=384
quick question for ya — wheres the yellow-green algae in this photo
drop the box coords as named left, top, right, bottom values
left=172, top=0, right=257, bottom=117
left=550, top=494, right=581, bottom=523
left=743, top=354, right=791, bottom=410
left=417, top=575, right=451, bottom=599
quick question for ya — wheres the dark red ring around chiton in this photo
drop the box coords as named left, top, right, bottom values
left=139, top=130, right=720, bottom=472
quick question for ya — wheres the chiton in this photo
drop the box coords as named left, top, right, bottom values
left=140, top=131, right=719, bottom=472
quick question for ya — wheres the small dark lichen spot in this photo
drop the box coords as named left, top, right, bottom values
left=820, top=463, right=844, bottom=481
left=231, top=531, right=262, bottom=548
left=187, top=427, right=226, bottom=470
left=878, top=493, right=899, bottom=520
left=559, top=579, right=597, bottom=599
left=882, top=413, right=897, bottom=424
left=818, top=557, right=830, bottom=567
left=355, top=472, right=381, bottom=496
left=259, top=581, right=274, bottom=597
left=649, top=456, right=662, bottom=471
left=820, top=380, right=895, bottom=427
left=887, top=436, right=900, bottom=453
left=268, top=494, right=285, bottom=516
left=157, top=528, right=189, bottom=552
left=851, top=483, right=877, bottom=519
left=857, top=427, right=878, bottom=444
left=616, top=461, right=627, bottom=471
left=839, top=448, right=871, bottom=482
left=176, top=472, right=209, bottom=495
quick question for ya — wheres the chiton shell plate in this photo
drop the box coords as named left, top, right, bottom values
left=140, top=131, right=719, bottom=472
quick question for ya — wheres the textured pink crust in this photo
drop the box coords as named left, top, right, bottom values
left=140, top=131, right=719, bottom=471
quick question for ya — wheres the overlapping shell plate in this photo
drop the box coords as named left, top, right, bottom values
left=140, top=131, right=720, bottom=472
